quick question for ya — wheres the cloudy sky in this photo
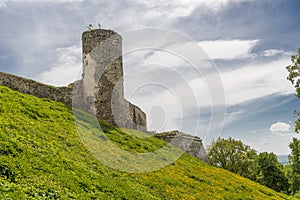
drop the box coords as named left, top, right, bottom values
left=0, top=0, right=300, bottom=155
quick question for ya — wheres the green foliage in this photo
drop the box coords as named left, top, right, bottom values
left=286, top=48, right=300, bottom=133
left=287, top=138, right=300, bottom=194
left=286, top=49, right=300, bottom=196
left=207, top=137, right=257, bottom=180
left=207, top=138, right=291, bottom=194
left=0, top=86, right=294, bottom=199
left=255, top=152, right=289, bottom=193
left=287, top=48, right=300, bottom=98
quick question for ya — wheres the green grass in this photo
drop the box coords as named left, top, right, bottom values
left=0, top=85, right=295, bottom=199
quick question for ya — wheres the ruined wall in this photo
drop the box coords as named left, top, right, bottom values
left=0, top=29, right=207, bottom=160
left=80, top=29, right=147, bottom=131
left=155, top=131, right=208, bottom=162
left=0, top=29, right=147, bottom=132
left=0, top=72, right=72, bottom=106
left=81, top=29, right=124, bottom=121
left=128, top=101, right=147, bottom=132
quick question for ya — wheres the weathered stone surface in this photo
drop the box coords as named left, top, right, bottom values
left=128, top=101, right=147, bottom=132
left=0, top=72, right=72, bottom=106
left=77, top=28, right=147, bottom=131
left=82, top=29, right=119, bottom=58
left=155, top=130, right=208, bottom=162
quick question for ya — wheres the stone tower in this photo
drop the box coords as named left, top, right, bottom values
left=81, top=29, right=124, bottom=124
left=80, top=29, right=147, bottom=131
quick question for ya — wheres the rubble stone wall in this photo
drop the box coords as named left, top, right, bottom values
left=0, top=72, right=72, bottom=106
left=155, top=131, right=208, bottom=162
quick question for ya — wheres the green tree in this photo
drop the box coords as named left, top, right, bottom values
left=286, top=49, right=300, bottom=195
left=287, top=138, right=300, bottom=194
left=207, top=137, right=257, bottom=180
left=286, top=48, right=300, bottom=133
left=255, top=152, right=289, bottom=193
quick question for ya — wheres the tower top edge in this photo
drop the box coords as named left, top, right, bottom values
left=82, top=28, right=121, bottom=37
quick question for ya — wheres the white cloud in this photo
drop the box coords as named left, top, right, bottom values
left=224, top=111, right=245, bottom=126
left=262, top=49, right=292, bottom=57
left=37, top=46, right=82, bottom=86
left=270, top=122, right=291, bottom=132
left=0, top=0, right=83, bottom=8
left=129, top=0, right=256, bottom=19
left=198, top=40, right=258, bottom=59
left=0, top=0, right=6, bottom=8
left=218, top=57, right=293, bottom=105
left=5, top=0, right=82, bottom=2
left=263, top=49, right=285, bottom=57
left=186, top=56, right=293, bottom=107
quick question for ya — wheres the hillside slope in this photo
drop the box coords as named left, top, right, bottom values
left=0, top=86, right=294, bottom=199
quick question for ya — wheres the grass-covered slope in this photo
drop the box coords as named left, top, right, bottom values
left=0, top=86, right=294, bottom=199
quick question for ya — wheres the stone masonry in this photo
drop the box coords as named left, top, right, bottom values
left=0, top=72, right=72, bottom=106
left=77, top=29, right=147, bottom=131
left=0, top=28, right=206, bottom=161
left=155, top=131, right=208, bottom=162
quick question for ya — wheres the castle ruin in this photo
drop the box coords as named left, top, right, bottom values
left=0, top=28, right=207, bottom=162
left=73, top=29, right=147, bottom=131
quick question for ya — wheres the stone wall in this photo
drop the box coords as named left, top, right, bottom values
left=79, top=29, right=147, bottom=131
left=0, top=72, right=72, bottom=106
left=81, top=29, right=124, bottom=121
left=82, top=29, right=119, bottom=58
left=155, top=130, right=208, bottom=162
left=128, top=101, right=147, bottom=132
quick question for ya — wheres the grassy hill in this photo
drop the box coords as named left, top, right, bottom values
left=0, top=85, right=294, bottom=199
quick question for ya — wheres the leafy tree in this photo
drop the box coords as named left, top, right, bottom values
left=286, top=48, right=300, bottom=133
left=287, top=138, right=300, bottom=194
left=207, top=137, right=257, bottom=180
left=255, top=152, right=289, bottom=193
left=286, top=49, right=300, bottom=195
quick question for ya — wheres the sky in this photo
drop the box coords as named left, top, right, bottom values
left=0, top=0, right=300, bottom=155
